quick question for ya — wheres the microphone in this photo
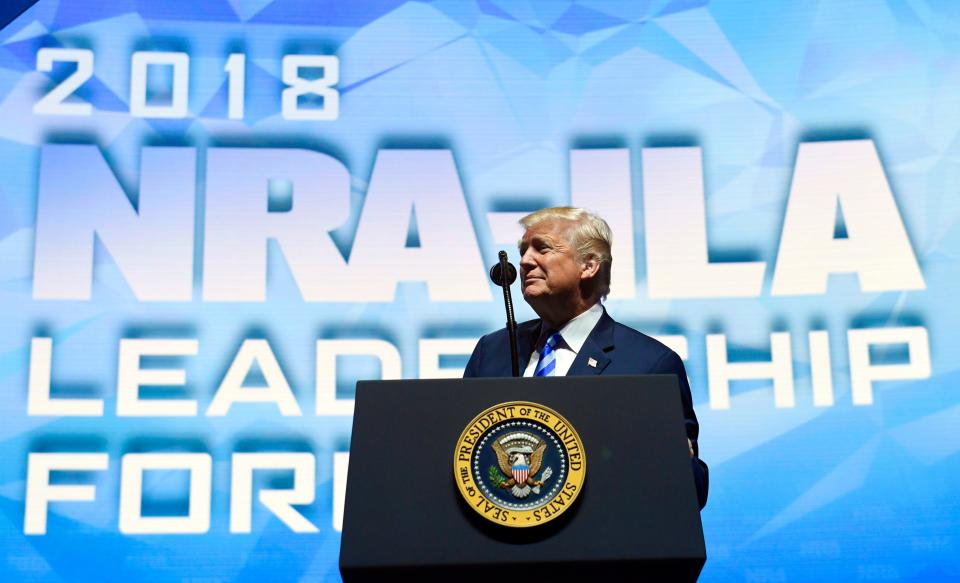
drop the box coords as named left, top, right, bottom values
left=489, top=258, right=517, bottom=286
left=489, top=251, right=521, bottom=377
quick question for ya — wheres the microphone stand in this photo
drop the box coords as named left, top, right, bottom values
left=492, top=250, right=521, bottom=377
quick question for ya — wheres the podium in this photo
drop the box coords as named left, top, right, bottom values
left=339, top=376, right=706, bottom=581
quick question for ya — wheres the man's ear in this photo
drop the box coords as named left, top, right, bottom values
left=579, top=255, right=601, bottom=281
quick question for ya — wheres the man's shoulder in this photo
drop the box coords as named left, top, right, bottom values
left=599, top=315, right=686, bottom=374
left=605, top=315, right=676, bottom=361
left=478, top=319, right=539, bottom=344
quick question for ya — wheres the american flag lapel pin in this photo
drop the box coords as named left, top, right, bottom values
left=587, top=357, right=598, bottom=368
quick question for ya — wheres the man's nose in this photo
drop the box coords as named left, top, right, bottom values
left=519, top=248, right=536, bottom=269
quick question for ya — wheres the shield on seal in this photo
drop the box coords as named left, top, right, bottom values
left=512, top=462, right=529, bottom=485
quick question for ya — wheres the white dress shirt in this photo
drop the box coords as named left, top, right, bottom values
left=523, top=302, right=604, bottom=377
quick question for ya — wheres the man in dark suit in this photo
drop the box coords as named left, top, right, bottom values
left=464, top=206, right=708, bottom=509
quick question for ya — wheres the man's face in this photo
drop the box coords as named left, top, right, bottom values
left=518, top=219, right=583, bottom=303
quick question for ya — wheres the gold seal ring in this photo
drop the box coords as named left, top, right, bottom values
left=453, top=401, right=586, bottom=528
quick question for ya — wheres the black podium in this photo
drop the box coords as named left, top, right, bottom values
left=339, top=376, right=705, bottom=581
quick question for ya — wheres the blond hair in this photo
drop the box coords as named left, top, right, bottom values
left=519, top=207, right=613, bottom=299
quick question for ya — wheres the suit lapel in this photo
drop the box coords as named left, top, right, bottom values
left=568, top=308, right=613, bottom=375
left=515, top=319, right=541, bottom=375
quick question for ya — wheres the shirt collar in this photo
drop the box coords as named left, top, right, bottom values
left=540, top=302, right=604, bottom=354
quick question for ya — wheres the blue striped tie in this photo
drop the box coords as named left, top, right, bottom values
left=534, top=332, right=563, bottom=377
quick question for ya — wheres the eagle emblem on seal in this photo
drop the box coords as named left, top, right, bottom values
left=488, top=432, right=554, bottom=499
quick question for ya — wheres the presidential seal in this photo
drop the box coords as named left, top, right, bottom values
left=453, top=401, right=586, bottom=528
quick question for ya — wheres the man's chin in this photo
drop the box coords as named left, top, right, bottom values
left=522, top=287, right=547, bottom=302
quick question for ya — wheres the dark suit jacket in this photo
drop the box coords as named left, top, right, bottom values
left=464, top=308, right=708, bottom=509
